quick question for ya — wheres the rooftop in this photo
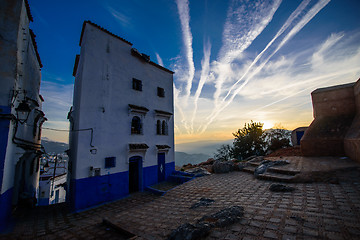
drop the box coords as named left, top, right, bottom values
left=79, top=21, right=174, bottom=75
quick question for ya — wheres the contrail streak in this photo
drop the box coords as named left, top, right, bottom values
left=190, top=40, right=211, bottom=133
left=200, top=0, right=331, bottom=134
left=155, top=52, right=164, bottom=66
left=176, top=0, right=195, bottom=102
left=174, top=84, right=191, bottom=134
left=223, top=0, right=312, bottom=101
left=213, top=0, right=282, bottom=107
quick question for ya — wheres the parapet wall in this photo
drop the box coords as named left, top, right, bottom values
left=301, top=79, right=360, bottom=162
left=344, top=80, right=360, bottom=162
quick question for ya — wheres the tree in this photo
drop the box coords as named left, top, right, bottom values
left=214, top=144, right=233, bottom=161
left=232, top=121, right=265, bottom=160
left=263, top=125, right=291, bottom=152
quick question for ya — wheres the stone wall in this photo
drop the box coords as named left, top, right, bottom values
left=344, top=80, right=360, bottom=162
left=301, top=79, right=360, bottom=162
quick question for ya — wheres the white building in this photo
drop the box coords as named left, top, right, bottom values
left=68, top=21, right=175, bottom=211
left=38, top=173, right=67, bottom=206
left=38, top=155, right=67, bottom=206
left=0, top=0, right=46, bottom=231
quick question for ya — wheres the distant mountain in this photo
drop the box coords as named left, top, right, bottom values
left=175, top=151, right=211, bottom=167
left=175, top=139, right=233, bottom=156
left=41, top=139, right=69, bottom=155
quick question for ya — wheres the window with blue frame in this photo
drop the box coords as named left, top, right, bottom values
left=105, top=157, right=116, bottom=168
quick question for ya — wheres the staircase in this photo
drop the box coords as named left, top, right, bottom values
left=242, top=160, right=300, bottom=182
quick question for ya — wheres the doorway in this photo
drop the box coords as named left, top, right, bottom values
left=157, top=153, right=165, bottom=182
left=129, top=156, right=142, bottom=193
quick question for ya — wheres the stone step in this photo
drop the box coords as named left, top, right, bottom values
left=242, top=166, right=296, bottom=182
left=243, top=165, right=300, bottom=176
left=256, top=172, right=295, bottom=182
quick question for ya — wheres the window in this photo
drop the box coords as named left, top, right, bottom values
left=157, top=87, right=165, bottom=97
left=105, top=157, right=116, bottom=168
left=156, top=120, right=161, bottom=135
left=157, top=120, right=168, bottom=135
left=131, top=116, right=142, bottom=134
left=132, top=78, right=142, bottom=91
left=162, top=120, right=168, bottom=135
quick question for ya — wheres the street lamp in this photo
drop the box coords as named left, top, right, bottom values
left=15, top=100, right=31, bottom=123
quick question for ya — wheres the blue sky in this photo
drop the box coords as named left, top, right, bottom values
left=30, top=0, right=360, bottom=144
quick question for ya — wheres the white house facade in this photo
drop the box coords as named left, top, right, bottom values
left=0, top=0, right=45, bottom=231
left=68, top=21, right=175, bottom=211
left=38, top=173, right=67, bottom=206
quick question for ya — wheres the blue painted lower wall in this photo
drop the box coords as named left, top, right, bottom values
left=69, top=171, right=129, bottom=211
left=165, top=161, right=175, bottom=179
left=0, top=107, right=11, bottom=194
left=0, top=106, right=11, bottom=233
left=38, top=198, right=49, bottom=206
left=70, top=161, right=175, bottom=212
left=0, top=188, right=13, bottom=232
left=143, top=165, right=158, bottom=187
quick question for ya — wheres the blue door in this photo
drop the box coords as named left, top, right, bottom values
left=129, top=156, right=142, bottom=193
left=158, top=153, right=165, bottom=182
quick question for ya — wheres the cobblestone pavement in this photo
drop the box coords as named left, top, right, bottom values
left=1, top=159, right=360, bottom=240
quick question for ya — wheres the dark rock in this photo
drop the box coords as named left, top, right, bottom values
left=199, top=206, right=244, bottom=227
left=184, top=167, right=211, bottom=177
left=190, top=198, right=215, bottom=209
left=269, top=184, right=295, bottom=192
left=254, top=159, right=290, bottom=176
left=254, top=164, right=268, bottom=176
left=212, top=160, right=234, bottom=173
left=168, top=206, right=244, bottom=240
left=167, top=222, right=211, bottom=240
left=198, top=158, right=215, bottom=166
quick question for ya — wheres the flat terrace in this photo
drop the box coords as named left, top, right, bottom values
left=1, top=156, right=360, bottom=240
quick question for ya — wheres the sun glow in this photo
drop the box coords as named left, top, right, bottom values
left=262, top=121, right=274, bottom=130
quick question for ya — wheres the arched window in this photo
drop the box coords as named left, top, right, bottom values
left=156, top=120, right=161, bottom=135
left=131, top=116, right=142, bottom=134
left=162, top=120, right=168, bottom=135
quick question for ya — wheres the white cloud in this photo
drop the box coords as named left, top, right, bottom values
left=155, top=52, right=164, bottom=66
left=105, top=5, right=132, bottom=29
left=40, top=80, right=73, bottom=142
left=199, top=0, right=332, bottom=134
left=190, top=39, right=212, bottom=133
left=213, top=0, right=282, bottom=107
left=175, top=0, right=195, bottom=102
